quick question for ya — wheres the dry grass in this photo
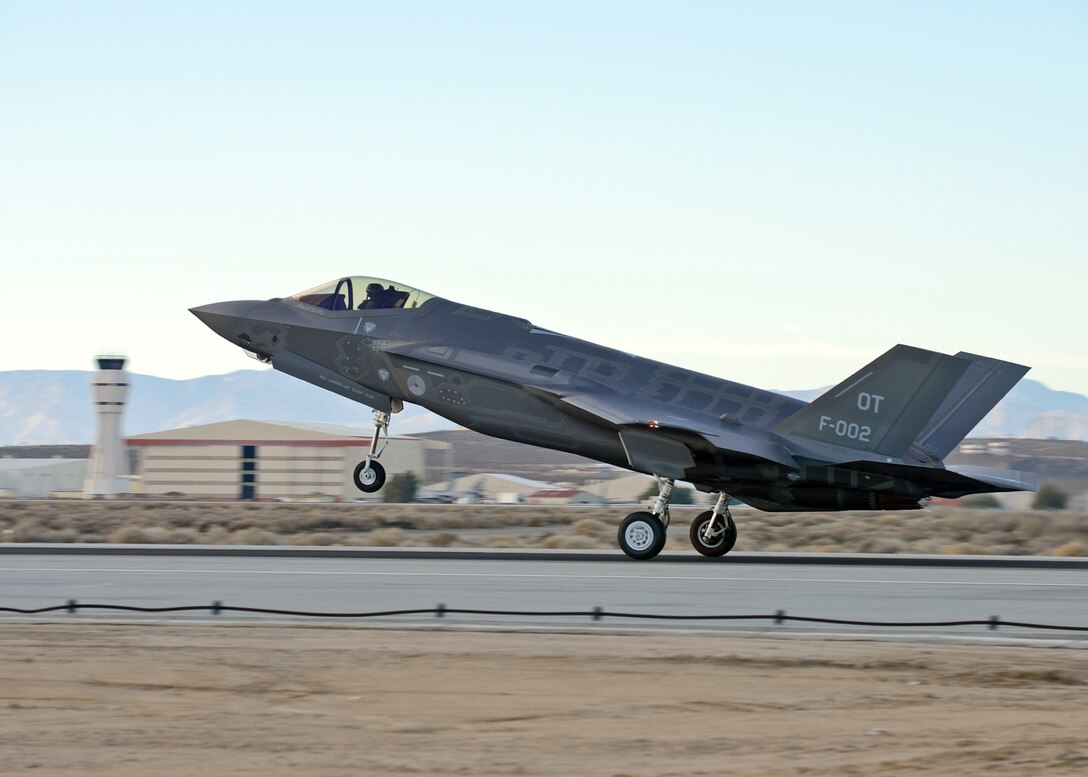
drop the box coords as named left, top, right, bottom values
left=1, top=501, right=1087, bottom=555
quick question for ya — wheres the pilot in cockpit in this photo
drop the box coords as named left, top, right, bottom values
left=359, top=283, right=388, bottom=310
left=359, top=283, right=411, bottom=310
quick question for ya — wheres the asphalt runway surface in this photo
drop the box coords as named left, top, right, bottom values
left=3, top=547, right=1088, bottom=639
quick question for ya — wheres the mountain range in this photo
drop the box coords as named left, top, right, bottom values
left=1, top=368, right=1087, bottom=445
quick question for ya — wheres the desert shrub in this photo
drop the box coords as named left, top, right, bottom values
left=427, top=532, right=460, bottom=547
left=201, top=526, right=231, bottom=544
left=1016, top=513, right=1048, bottom=539
left=571, top=518, right=609, bottom=537
left=487, top=536, right=533, bottom=548
left=872, top=514, right=905, bottom=527
left=828, top=524, right=855, bottom=542
left=108, top=524, right=163, bottom=541
left=229, top=528, right=280, bottom=545
left=22, top=527, right=80, bottom=543
left=9, top=520, right=45, bottom=542
left=940, top=542, right=985, bottom=555
left=288, top=532, right=341, bottom=546
left=1051, top=540, right=1088, bottom=557
left=859, top=538, right=904, bottom=554
left=988, top=514, right=1022, bottom=533
left=1033, top=485, right=1068, bottom=510
left=383, top=472, right=419, bottom=503
left=293, top=517, right=346, bottom=531
left=366, top=527, right=407, bottom=546
left=164, top=528, right=201, bottom=544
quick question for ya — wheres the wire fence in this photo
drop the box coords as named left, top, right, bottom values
left=2, top=600, right=1087, bottom=632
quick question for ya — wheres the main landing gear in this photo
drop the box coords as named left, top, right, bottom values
left=617, top=477, right=673, bottom=560
left=689, top=492, right=738, bottom=558
left=617, top=481, right=739, bottom=560
left=353, top=409, right=390, bottom=493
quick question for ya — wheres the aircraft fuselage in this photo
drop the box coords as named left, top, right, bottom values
left=192, top=277, right=1034, bottom=557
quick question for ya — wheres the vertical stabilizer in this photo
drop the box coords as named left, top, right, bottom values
left=913, top=352, right=1029, bottom=458
left=772, top=345, right=969, bottom=458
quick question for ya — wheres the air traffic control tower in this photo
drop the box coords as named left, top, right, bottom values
left=83, top=356, right=130, bottom=499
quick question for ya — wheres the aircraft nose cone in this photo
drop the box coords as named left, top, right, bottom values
left=189, top=301, right=256, bottom=342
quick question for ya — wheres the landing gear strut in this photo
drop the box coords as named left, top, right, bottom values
left=353, top=409, right=390, bottom=493
left=689, top=492, right=738, bottom=557
left=617, top=477, right=673, bottom=560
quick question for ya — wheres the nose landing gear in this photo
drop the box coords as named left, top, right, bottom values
left=353, top=409, right=391, bottom=493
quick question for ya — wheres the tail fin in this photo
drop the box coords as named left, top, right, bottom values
left=912, top=352, right=1028, bottom=458
left=773, top=345, right=971, bottom=459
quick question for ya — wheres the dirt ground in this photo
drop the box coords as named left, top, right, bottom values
left=1, top=624, right=1087, bottom=776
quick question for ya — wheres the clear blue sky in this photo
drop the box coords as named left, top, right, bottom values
left=2, top=1, right=1085, bottom=394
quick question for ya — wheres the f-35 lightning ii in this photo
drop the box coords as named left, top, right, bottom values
left=192, top=275, right=1034, bottom=560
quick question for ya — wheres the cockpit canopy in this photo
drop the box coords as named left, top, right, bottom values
left=290, top=276, right=435, bottom=312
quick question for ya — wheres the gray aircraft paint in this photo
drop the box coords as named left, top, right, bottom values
left=192, top=277, right=1034, bottom=512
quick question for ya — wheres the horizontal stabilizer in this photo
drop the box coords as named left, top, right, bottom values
left=945, top=464, right=1037, bottom=494
left=837, top=459, right=1037, bottom=496
left=913, top=352, right=1029, bottom=458
left=773, top=345, right=969, bottom=459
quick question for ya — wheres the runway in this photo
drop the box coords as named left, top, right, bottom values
left=3, top=547, right=1088, bottom=639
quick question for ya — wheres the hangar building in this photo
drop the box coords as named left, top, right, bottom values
left=0, top=458, right=88, bottom=498
left=127, top=420, right=446, bottom=501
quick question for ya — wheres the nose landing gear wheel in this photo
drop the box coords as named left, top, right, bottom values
left=618, top=511, right=667, bottom=560
left=689, top=510, right=738, bottom=557
left=353, top=460, right=386, bottom=493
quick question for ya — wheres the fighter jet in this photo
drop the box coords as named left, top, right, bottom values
left=191, top=275, right=1035, bottom=560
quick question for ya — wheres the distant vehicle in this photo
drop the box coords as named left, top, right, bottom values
left=193, top=275, right=1034, bottom=560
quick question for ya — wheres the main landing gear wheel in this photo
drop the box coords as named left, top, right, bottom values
left=353, top=460, right=386, bottom=493
left=618, top=511, right=667, bottom=560
left=689, top=510, right=738, bottom=557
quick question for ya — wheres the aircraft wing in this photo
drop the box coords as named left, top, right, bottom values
left=557, top=391, right=708, bottom=430
left=384, top=343, right=800, bottom=478
left=551, top=390, right=799, bottom=478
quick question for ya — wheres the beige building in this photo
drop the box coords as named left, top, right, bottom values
left=127, top=420, right=446, bottom=501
